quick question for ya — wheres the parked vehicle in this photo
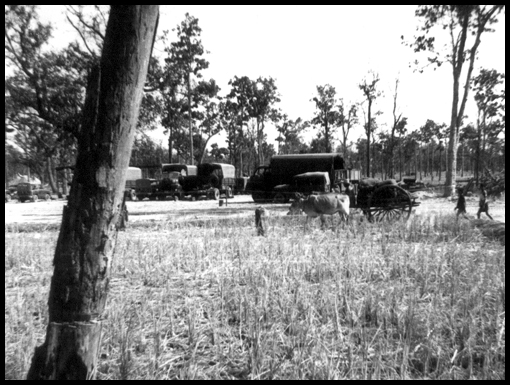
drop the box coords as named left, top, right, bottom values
left=247, top=153, right=346, bottom=202
left=135, top=164, right=197, bottom=201
left=17, top=183, right=57, bottom=202
left=183, top=163, right=236, bottom=200
left=125, top=167, right=142, bottom=200
left=273, top=172, right=331, bottom=203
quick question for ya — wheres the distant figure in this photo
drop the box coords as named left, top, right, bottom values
left=454, top=186, right=468, bottom=219
left=477, top=183, right=493, bottom=220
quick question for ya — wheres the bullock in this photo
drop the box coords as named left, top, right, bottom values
left=287, top=192, right=350, bottom=228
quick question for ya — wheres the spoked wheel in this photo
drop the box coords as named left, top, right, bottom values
left=368, top=184, right=412, bottom=222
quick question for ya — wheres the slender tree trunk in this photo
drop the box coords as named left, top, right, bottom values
left=168, top=127, right=173, bottom=163
left=366, top=101, right=371, bottom=177
left=188, top=73, right=193, bottom=165
left=27, top=6, right=159, bottom=380
left=46, top=157, right=58, bottom=193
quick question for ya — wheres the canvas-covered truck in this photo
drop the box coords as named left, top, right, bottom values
left=183, top=163, right=236, bottom=200
left=247, top=153, right=348, bottom=202
left=135, top=164, right=197, bottom=201
left=17, top=183, right=58, bottom=202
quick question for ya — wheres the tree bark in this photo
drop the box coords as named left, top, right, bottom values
left=27, top=5, right=159, bottom=380
left=46, top=157, right=58, bottom=193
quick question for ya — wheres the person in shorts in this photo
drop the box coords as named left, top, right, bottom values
left=477, top=183, right=493, bottom=220
left=454, top=186, right=468, bottom=219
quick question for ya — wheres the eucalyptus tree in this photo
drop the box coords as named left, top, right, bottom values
left=407, top=5, right=505, bottom=196
left=27, top=5, right=159, bottom=380
left=358, top=72, right=382, bottom=176
left=5, top=5, right=89, bottom=191
left=167, top=13, right=209, bottom=165
left=310, top=84, right=339, bottom=153
left=249, top=76, right=280, bottom=166
left=227, top=76, right=253, bottom=175
left=276, top=115, right=309, bottom=155
left=338, top=101, right=358, bottom=157
left=471, top=69, right=505, bottom=182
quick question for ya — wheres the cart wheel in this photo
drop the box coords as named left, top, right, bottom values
left=368, top=184, right=412, bottom=222
left=226, top=186, right=234, bottom=199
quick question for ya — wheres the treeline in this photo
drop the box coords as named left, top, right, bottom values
left=5, top=6, right=505, bottom=192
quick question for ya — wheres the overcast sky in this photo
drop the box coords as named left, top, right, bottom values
left=36, top=5, right=505, bottom=149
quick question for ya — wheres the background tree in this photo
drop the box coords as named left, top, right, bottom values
left=471, top=68, right=505, bottom=182
left=166, top=13, right=209, bottom=165
left=359, top=71, right=382, bottom=177
left=310, top=84, right=339, bottom=153
left=338, top=100, right=358, bottom=157
left=5, top=5, right=90, bottom=191
left=388, top=78, right=407, bottom=178
left=249, top=76, right=280, bottom=166
left=276, top=116, right=309, bottom=155
left=27, top=5, right=159, bottom=380
left=407, top=5, right=505, bottom=197
left=227, top=76, right=253, bottom=175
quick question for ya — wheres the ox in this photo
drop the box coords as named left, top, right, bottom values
left=287, top=192, right=350, bottom=228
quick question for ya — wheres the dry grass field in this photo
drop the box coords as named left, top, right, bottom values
left=5, top=194, right=505, bottom=380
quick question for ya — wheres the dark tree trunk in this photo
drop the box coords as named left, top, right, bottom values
left=46, top=157, right=58, bottom=193
left=27, top=5, right=159, bottom=380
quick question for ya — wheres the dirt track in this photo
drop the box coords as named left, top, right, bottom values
left=4, top=192, right=506, bottom=225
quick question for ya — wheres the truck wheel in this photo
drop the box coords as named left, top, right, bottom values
left=226, top=187, right=234, bottom=199
left=273, top=193, right=287, bottom=204
left=129, top=190, right=136, bottom=201
left=212, top=188, right=220, bottom=200
left=32, top=195, right=39, bottom=202
left=44, top=194, right=51, bottom=201
left=5, top=194, right=11, bottom=203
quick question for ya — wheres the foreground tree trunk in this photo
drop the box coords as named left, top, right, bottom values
left=27, top=5, right=159, bottom=380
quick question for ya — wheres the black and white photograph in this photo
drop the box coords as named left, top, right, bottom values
left=5, top=5, right=505, bottom=380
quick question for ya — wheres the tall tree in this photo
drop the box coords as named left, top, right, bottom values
left=310, top=84, right=339, bottom=153
left=194, top=79, right=222, bottom=164
left=249, top=77, right=280, bottom=166
left=167, top=13, right=209, bottom=165
left=5, top=5, right=90, bottom=191
left=471, top=69, right=505, bottom=182
left=408, top=5, right=504, bottom=197
left=227, top=76, right=253, bottom=175
left=359, top=71, right=382, bottom=176
left=338, top=101, right=358, bottom=157
left=388, top=78, right=407, bottom=178
left=27, top=5, right=159, bottom=380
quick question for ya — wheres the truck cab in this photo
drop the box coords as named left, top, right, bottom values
left=17, top=183, right=56, bottom=202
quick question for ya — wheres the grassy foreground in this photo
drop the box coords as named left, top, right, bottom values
left=5, top=213, right=505, bottom=380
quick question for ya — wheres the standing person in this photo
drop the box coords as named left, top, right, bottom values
left=454, top=186, right=468, bottom=219
left=477, top=183, right=494, bottom=220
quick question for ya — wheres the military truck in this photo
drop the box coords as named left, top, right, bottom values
left=183, top=163, right=236, bottom=200
left=273, top=171, right=332, bottom=203
left=247, top=153, right=349, bottom=202
left=135, top=164, right=197, bottom=201
left=17, top=183, right=58, bottom=202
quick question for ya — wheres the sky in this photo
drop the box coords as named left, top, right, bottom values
left=33, top=5, right=506, bottom=150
